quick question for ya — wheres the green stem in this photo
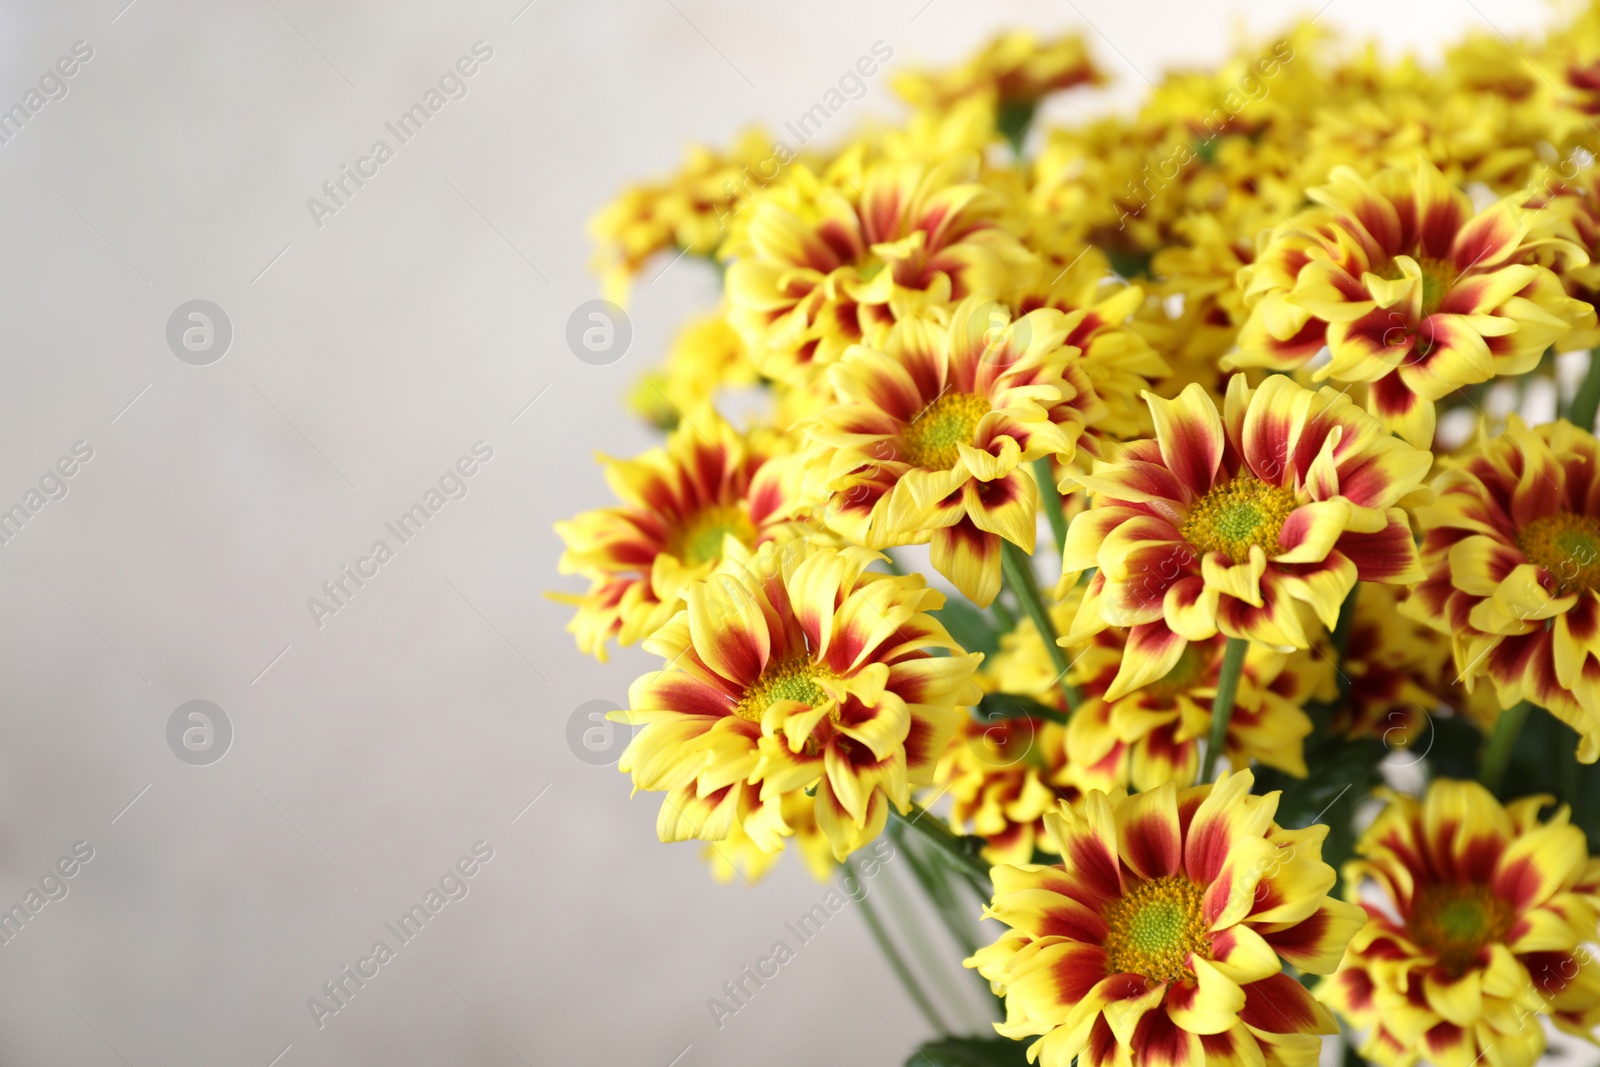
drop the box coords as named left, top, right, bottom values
left=989, top=594, right=1016, bottom=632
left=872, top=841, right=988, bottom=1031
left=1033, top=457, right=1069, bottom=561
left=1331, top=584, right=1360, bottom=706
left=1201, top=637, right=1250, bottom=783
left=892, top=804, right=992, bottom=887
left=1568, top=347, right=1600, bottom=432
left=1480, top=700, right=1534, bottom=793
left=843, top=856, right=950, bottom=1036
left=891, top=822, right=982, bottom=957
left=1000, top=540, right=1081, bottom=711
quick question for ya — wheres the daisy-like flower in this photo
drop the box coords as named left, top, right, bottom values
left=1234, top=160, right=1593, bottom=447
left=803, top=295, right=1101, bottom=607
left=1010, top=246, right=1171, bottom=442
left=1319, top=780, right=1600, bottom=1067
left=615, top=541, right=982, bottom=861
left=1325, top=583, right=1456, bottom=747
left=723, top=154, right=1034, bottom=385
left=590, top=128, right=787, bottom=302
left=934, top=712, right=1077, bottom=866
left=1403, top=416, right=1600, bottom=760
left=1066, top=631, right=1320, bottom=793
left=969, top=770, right=1367, bottom=1067
left=893, top=30, right=1104, bottom=113
left=551, top=413, right=810, bottom=660
left=1522, top=165, right=1600, bottom=352
left=626, top=309, right=759, bottom=430
left=1062, top=373, right=1431, bottom=700
left=706, top=792, right=836, bottom=885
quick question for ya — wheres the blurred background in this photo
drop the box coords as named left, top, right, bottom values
left=0, top=0, right=1563, bottom=1064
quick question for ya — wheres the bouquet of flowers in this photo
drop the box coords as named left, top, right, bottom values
left=555, top=10, right=1600, bottom=1066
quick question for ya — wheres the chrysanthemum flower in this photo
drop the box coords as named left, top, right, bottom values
left=1066, top=631, right=1319, bottom=792
left=969, top=770, right=1366, bottom=1067
left=626, top=309, right=760, bottom=430
left=1521, top=165, right=1600, bottom=351
left=1062, top=373, right=1430, bottom=699
left=552, top=413, right=810, bottom=660
left=590, top=128, right=786, bottom=302
left=706, top=792, right=836, bottom=885
left=1011, top=247, right=1171, bottom=442
left=893, top=30, right=1104, bottom=115
left=893, top=30, right=1103, bottom=152
left=723, top=154, right=1034, bottom=384
left=1403, top=416, right=1600, bottom=760
left=934, top=712, right=1077, bottom=866
left=616, top=542, right=982, bottom=861
left=1325, top=583, right=1456, bottom=747
left=1319, top=780, right=1600, bottom=1067
left=803, top=295, right=1099, bottom=607
left=1234, top=161, right=1593, bottom=447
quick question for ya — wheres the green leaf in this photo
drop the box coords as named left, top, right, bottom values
left=936, top=601, right=1005, bottom=658
left=995, top=100, right=1037, bottom=158
left=1422, top=715, right=1482, bottom=782
left=1104, top=246, right=1153, bottom=281
left=975, top=691, right=1070, bottom=726
left=1253, top=735, right=1384, bottom=892
left=907, top=1035, right=1032, bottom=1067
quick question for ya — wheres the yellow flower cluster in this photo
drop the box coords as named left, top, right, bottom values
left=556, top=11, right=1600, bottom=1067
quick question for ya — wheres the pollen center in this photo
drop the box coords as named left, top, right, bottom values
left=900, top=392, right=991, bottom=471
left=673, top=504, right=758, bottom=567
left=735, top=657, right=836, bottom=723
left=1102, top=875, right=1211, bottom=981
left=1516, top=511, right=1600, bottom=595
left=1417, top=257, right=1457, bottom=318
left=1179, top=476, right=1299, bottom=563
left=1408, top=883, right=1513, bottom=976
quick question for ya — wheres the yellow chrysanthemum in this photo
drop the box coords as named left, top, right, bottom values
left=803, top=295, right=1101, bottom=606
left=969, top=770, right=1367, bottom=1067
left=1404, top=416, right=1600, bottom=760
left=1010, top=246, right=1171, bottom=442
left=1324, top=583, right=1459, bottom=747
left=1234, top=160, right=1594, bottom=447
left=626, top=309, right=760, bottom=430
left=1320, top=780, right=1600, bottom=1067
left=590, top=128, right=790, bottom=302
left=551, top=413, right=811, bottom=660
left=615, top=541, right=981, bottom=861
left=932, top=710, right=1078, bottom=867
left=1062, top=374, right=1430, bottom=700
left=892, top=30, right=1104, bottom=115
left=706, top=792, right=836, bottom=885
left=1065, top=630, right=1320, bottom=793
left=723, top=153, right=1034, bottom=385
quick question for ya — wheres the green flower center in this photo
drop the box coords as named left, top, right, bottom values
left=735, top=658, right=836, bottom=724
left=1418, top=257, right=1456, bottom=318
left=1179, top=476, right=1299, bottom=563
left=1409, top=883, right=1512, bottom=976
left=1102, top=875, right=1211, bottom=981
left=673, top=504, right=758, bottom=567
left=900, top=392, right=991, bottom=471
left=1516, top=511, right=1600, bottom=595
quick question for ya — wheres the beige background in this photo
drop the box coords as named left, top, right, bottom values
left=0, top=1, right=1561, bottom=1064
